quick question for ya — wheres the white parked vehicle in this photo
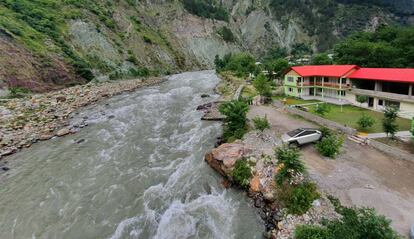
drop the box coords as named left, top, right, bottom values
left=281, top=128, right=323, bottom=146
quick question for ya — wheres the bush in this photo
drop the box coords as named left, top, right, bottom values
left=295, top=225, right=330, bottom=239
left=219, top=100, right=249, bottom=142
left=275, top=146, right=306, bottom=185
left=217, top=26, right=235, bottom=42
left=143, top=35, right=153, bottom=44
left=383, top=107, right=399, bottom=138
left=232, top=159, right=252, bottom=188
left=253, top=116, right=270, bottom=132
left=295, top=201, right=401, bottom=239
left=357, top=114, right=375, bottom=130
left=279, top=182, right=320, bottom=215
left=316, top=134, right=343, bottom=158
left=315, top=103, right=330, bottom=116
left=8, top=87, right=31, bottom=98
left=356, top=95, right=368, bottom=106
left=319, top=127, right=333, bottom=138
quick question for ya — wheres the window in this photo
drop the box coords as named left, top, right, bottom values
left=324, top=77, right=329, bottom=82
left=288, top=87, right=293, bottom=92
left=287, top=77, right=294, bottom=82
left=378, top=99, right=383, bottom=106
left=298, top=89, right=302, bottom=93
left=297, top=131, right=316, bottom=137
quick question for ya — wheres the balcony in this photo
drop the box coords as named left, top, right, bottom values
left=297, top=82, right=350, bottom=89
left=351, top=88, right=414, bottom=103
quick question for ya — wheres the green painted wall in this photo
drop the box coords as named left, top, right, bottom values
left=284, top=74, right=299, bottom=97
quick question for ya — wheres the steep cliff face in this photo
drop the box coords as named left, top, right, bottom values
left=0, top=0, right=413, bottom=92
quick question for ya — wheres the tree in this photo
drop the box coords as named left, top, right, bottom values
left=315, top=103, right=330, bottom=116
left=311, top=53, right=333, bottom=65
left=357, top=114, right=375, bottom=131
left=253, top=115, right=270, bottom=132
left=253, top=73, right=272, bottom=98
left=382, top=107, right=399, bottom=138
left=275, top=146, right=306, bottom=185
left=224, top=52, right=257, bottom=77
left=356, top=95, right=368, bottom=106
left=270, top=58, right=289, bottom=77
left=219, top=100, right=249, bottom=141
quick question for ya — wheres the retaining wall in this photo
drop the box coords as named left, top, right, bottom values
left=369, top=139, right=414, bottom=162
left=276, top=102, right=357, bottom=135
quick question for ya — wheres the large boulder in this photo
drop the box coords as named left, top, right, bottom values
left=205, top=142, right=252, bottom=177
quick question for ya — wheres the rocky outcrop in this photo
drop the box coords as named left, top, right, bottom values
left=204, top=141, right=252, bottom=177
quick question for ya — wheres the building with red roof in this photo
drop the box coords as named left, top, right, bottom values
left=283, top=65, right=414, bottom=118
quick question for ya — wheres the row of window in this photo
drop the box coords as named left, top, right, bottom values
left=287, top=87, right=346, bottom=96
left=287, top=76, right=347, bottom=84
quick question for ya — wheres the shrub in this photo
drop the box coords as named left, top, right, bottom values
left=316, top=134, right=343, bottom=158
left=279, top=182, right=320, bottom=215
left=253, top=116, right=270, bottom=132
left=219, top=100, right=249, bottom=142
left=127, top=54, right=139, bottom=65
left=383, top=107, right=399, bottom=138
left=275, top=146, right=306, bottom=185
left=143, top=35, right=153, bottom=44
left=315, top=103, right=330, bottom=116
left=357, top=114, right=375, bottom=130
left=295, top=225, right=329, bottom=239
left=232, top=159, right=251, bottom=188
left=8, top=87, right=31, bottom=98
left=295, top=204, right=401, bottom=239
left=217, top=26, right=235, bottom=42
left=356, top=95, right=368, bottom=106
left=319, top=127, right=333, bottom=138
left=253, top=73, right=272, bottom=98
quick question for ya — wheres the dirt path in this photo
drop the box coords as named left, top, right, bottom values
left=248, top=105, right=414, bottom=236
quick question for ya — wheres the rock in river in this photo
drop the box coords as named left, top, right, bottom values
left=56, top=128, right=70, bottom=137
left=204, top=142, right=252, bottom=177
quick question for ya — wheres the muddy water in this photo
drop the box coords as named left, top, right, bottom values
left=0, top=71, right=263, bottom=239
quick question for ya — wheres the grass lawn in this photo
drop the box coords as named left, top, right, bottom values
left=307, top=103, right=412, bottom=133
left=272, top=95, right=320, bottom=105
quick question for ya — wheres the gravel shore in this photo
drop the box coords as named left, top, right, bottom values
left=0, top=77, right=166, bottom=160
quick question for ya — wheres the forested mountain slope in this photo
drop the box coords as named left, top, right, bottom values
left=0, top=0, right=413, bottom=92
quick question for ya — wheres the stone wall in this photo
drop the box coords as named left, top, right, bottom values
left=370, top=139, right=414, bottom=162
left=273, top=101, right=357, bottom=135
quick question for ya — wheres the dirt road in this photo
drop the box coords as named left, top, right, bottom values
left=248, top=105, right=414, bottom=236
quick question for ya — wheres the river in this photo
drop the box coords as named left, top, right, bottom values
left=0, top=71, right=263, bottom=239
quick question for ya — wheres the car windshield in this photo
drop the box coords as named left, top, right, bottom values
left=287, top=129, right=303, bottom=137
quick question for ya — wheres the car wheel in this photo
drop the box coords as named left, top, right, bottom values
left=289, top=141, right=300, bottom=148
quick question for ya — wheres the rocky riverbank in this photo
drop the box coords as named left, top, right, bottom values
left=0, top=77, right=166, bottom=160
left=204, top=131, right=340, bottom=239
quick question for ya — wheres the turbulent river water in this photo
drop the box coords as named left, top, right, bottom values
left=0, top=71, right=263, bottom=239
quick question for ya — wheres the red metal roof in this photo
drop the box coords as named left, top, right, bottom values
left=348, top=68, right=414, bottom=83
left=290, top=65, right=358, bottom=77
